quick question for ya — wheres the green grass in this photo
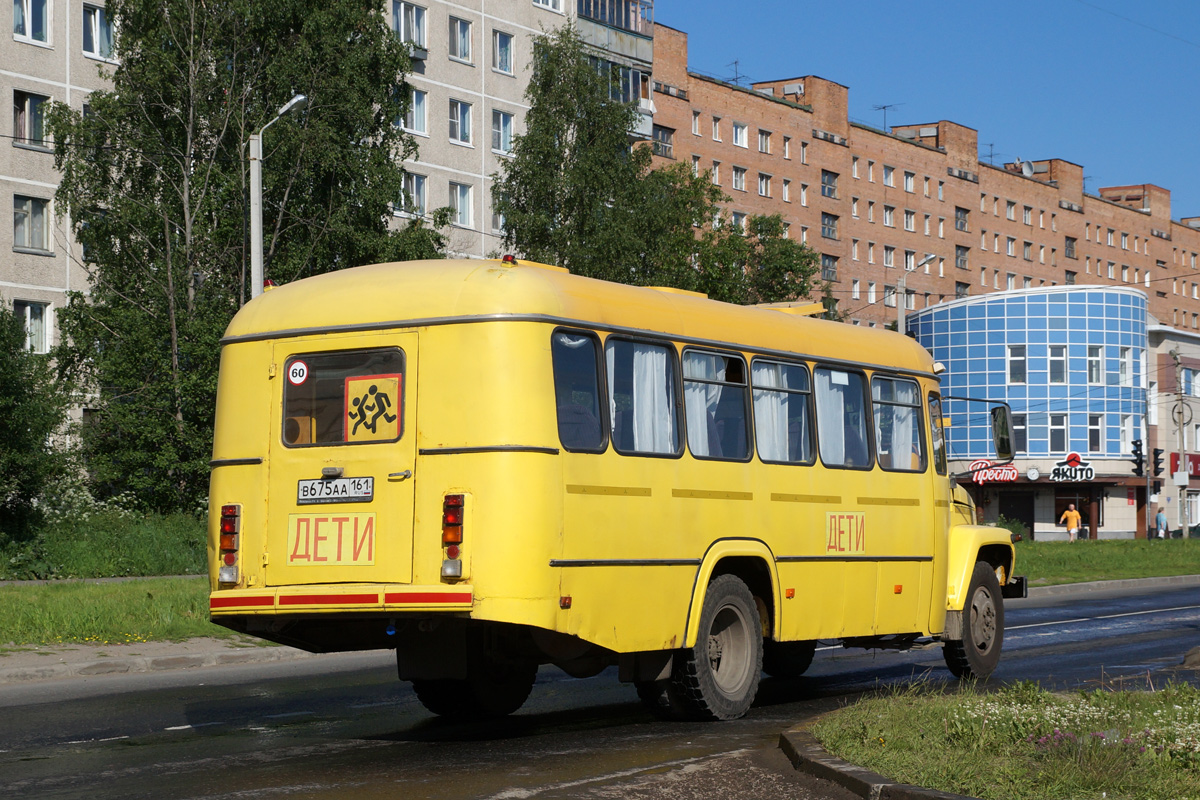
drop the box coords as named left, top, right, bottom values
left=0, top=577, right=234, bottom=646
left=1, top=510, right=206, bottom=580
left=812, top=682, right=1200, bottom=800
left=1014, top=538, right=1200, bottom=586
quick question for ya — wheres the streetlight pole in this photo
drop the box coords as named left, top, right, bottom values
left=250, top=93, right=308, bottom=299
left=897, top=253, right=936, bottom=335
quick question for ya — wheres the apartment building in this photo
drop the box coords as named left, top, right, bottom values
left=393, top=0, right=655, bottom=258
left=3, top=0, right=111, bottom=353
left=649, top=24, right=1200, bottom=331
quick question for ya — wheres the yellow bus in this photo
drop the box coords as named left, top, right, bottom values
left=208, top=257, right=1023, bottom=720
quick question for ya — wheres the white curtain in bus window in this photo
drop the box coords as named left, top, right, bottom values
left=872, top=377, right=926, bottom=472
left=605, top=340, right=677, bottom=454
left=551, top=332, right=604, bottom=451
left=815, top=368, right=870, bottom=468
left=752, top=360, right=812, bottom=463
left=282, top=349, right=405, bottom=446
left=683, top=351, right=749, bottom=459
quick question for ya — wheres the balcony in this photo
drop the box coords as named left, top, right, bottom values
left=578, top=0, right=654, bottom=37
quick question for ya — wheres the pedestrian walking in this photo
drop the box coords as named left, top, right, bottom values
left=1059, top=503, right=1082, bottom=543
left=1155, top=508, right=1169, bottom=539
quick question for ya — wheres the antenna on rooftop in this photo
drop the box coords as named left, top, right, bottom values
left=1021, top=160, right=1035, bottom=178
left=726, top=60, right=745, bottom=85
left=872, top=103, right=904, bottom=133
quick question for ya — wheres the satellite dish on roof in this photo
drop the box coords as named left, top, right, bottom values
left=1021, top=161, right=1034, bottom=178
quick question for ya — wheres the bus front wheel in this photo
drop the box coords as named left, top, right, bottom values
left=669, top=574, right=763, bottom=720
left=943, top=561, right=1004, bottom=680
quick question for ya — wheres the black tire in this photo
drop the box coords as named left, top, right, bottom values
left=943, top=561, right=1004, bottom=680
left=413, top=645, right=537, bottom=718
left=762, top=639, right=816, bottom=679
left=668, top=574, right=763, bottom=721
left=634, top=680, right=672, bottom=717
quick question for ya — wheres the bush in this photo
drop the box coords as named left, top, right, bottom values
left=995, top=514, right=1029, bottom=542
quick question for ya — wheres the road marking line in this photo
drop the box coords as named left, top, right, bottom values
left=1007, top=604, right=1200, bottom=632
left=481, top=750, right=749, bottom=799
left=164, top=722, right=224, bottom=731
left=65, top=735, right=129, bottom=744
left=263, top=711, right=314, bottom=720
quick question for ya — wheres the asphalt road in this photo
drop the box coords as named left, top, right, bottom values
left=1, top=584, right=1197, bottom=800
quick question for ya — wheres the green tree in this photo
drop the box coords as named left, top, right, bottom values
left=0, top=304, right=69, bottom=542
left=493, top=25, right=817, bottom=304
left=47, top=0, right=445, bottom=513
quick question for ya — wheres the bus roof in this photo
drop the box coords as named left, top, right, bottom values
left=225, top=259, right=935, bottom=376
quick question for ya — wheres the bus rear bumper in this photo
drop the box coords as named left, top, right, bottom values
left=209, top=584, right=474, bottom=615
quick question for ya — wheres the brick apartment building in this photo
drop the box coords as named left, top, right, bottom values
left=650, top=23, right=1200, bottom=332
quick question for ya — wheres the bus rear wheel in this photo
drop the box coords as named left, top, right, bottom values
left=668, top=574, right=762, bottom=720
left=762, top=639, right=816, bottom=679
left=943, top=561, right=1004, bottom=680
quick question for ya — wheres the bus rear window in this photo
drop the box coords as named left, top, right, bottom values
left=282, top=349, right=405, bottom=446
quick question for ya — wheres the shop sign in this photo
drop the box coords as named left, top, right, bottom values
left=1050, top=452, right=1094, bottom=482
left=1169, top=452, right=1200, bottom=478
left=969, top=460, right=1018, bottom=484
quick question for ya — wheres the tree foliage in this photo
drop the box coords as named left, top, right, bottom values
left=493, top=25, right=818, bottom=304
left=0, top=304, right=69, bottom=542
left=47, top=0, right=445, bottom=513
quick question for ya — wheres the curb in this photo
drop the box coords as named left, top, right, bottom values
left=1025, top=573, right=1200, bottom=597
left=779, top=726, right=978, bottom=800
left=0, top=644, right=316, bottom=685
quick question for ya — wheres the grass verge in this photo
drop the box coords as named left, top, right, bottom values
left=1015, top=538, right=1200, bottom=586
left=0, top=577, right=235, bottom=646
left=812, top=681, right=1200, bottom=800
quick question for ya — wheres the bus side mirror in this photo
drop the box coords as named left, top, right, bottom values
left=991, top=405, right=1014, bottom=462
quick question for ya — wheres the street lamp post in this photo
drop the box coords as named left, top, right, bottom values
left=897, top=253, right=937, bottom=335
left=249, top=93, right=308, bottom=299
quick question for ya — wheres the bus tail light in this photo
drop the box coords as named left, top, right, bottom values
left=218, top=504, right=241, bottom=584
left=441, top=494, right=465, bottom=579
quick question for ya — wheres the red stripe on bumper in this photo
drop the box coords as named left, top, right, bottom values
left=384, top=592, right=472, bottom=604
left=210, top=595, right=274, bottom=609
left=278, top=593, right=380, bottom=606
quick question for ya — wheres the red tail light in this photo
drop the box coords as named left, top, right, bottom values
left=218, top=504, right=241, bottom=583
left=442, top=494, right=465, bottom=579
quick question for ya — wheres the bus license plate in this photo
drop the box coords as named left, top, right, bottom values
left=297, top=477, right=374, bottom=505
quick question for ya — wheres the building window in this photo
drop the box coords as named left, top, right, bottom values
left=1065, top=270, right=1076, bottom=285
left=1006, top=200, right=1016, bottom=220
left=13, top=0, right=48, bottom=42
left=757, top=173, right=771, bottom=197
left=1023, top=241, right=1032, bottom=261
left=1065, top=236, right=1077, bottom=259
left=492, top=30, right=514, bottom=74
left=883, top=285, right=896, bottom=308
left=782, top=179, right=790, bottom=202
left=533, top=0, right=562, bottom=9
left=13, top=91, right=48, bottom=147
left=691, top=155, right=700, bottom=177
left=821, top=254, right=838, bottom=282
left=651, top=124, right=673, bottom=158
left=1088, top=414, right=1103, bottom=453
left=800, top=141, right=807, bottom=163
left=492, top=109, right=514, bottom=153
left=732, top=121, right=747, bottom=148
left=711, top=161, right=720, bottom=185
left=1050, top=414, right=1067, bottom=453
left=883, top=205, right=894, bottom=227
left=821, top=170, right=838, bottom=199
left=83, top=4, right=114, bottom=59
left=712, top=116, right=721, bottom=140
left=758, top=129, right=770, bottom=153
left=903, top=171, right=914, bottom=192
left=449, top=182, right=472, bottom=227
left=852, top=279, right=860, bottom=299
left=955, top=281, right=969, bottom=298
left=448, top=99, right=471, bottom=144
left=883, top=246, right=894, bottom=268
left=954, top=206, right=969, bottom=232
left=1120, top=346, right=1133, bottom=386
left=904, top=250, right=915, bottom=270
left=1023, top=206, right=1032, bottom=225
left=1006, top=237, right=1016, bottom=257
left=868, top=282, right=877, bottom=303
left=731, top=211, right=747, bottom=232
left=449, top=17, right=472, bottom=62
left=1049, top=345, right=1066, bottom=383
left=783, top=136, right=791, bottom=158
left=13, top=299, right=47, bottom=353
left=401, top=172, right=426, bottom=216
left=691, top=110, right=700, bottom=135
left=731, top=166, right=746, bottom=192
left=13, top=195, right=50, bottom=252
left=392, top=1, right=426, bottom=48
left=1012, top=413, right=1027, bottom=453
left=401, top=88, right=427, bottom=134
left=904, top=209, right=915, bottom=231
left=1007, top=344, right=1027, bottom=384
left=821, top=213, right=838, bottom=240
left=882, top=165, right=894, bottom=187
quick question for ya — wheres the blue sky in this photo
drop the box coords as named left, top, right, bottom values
left=652, top=0, right=1200, bottom=220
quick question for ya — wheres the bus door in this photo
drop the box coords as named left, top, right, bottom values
left=264, top=334, right=418, bottom=587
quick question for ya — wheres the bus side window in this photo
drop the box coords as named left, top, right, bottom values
left=871, top=376, right=926, bottom=472
left=814, top=367, right=871, bottom=469
left=605, top=338, right=680, bottom=456
left=751, top=359, right=813, bottom=464
left=551, top=331, right=605, bottom=452
left=928, top=393, right=948, bottom=475
left=683, top=350, right=750, bottom=461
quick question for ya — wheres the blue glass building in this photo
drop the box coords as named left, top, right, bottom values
left=909, top=287, right=1148, bottom=540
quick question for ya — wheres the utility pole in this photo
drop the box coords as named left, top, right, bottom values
left=1172, top=350, right=1191, bottom=538
left=898, top=254, right=937, bottom=335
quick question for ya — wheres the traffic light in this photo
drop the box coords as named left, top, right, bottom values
left=1131, top=439, right=1144, bottom=477
left=1153, top=448, right=1165, bottom=477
